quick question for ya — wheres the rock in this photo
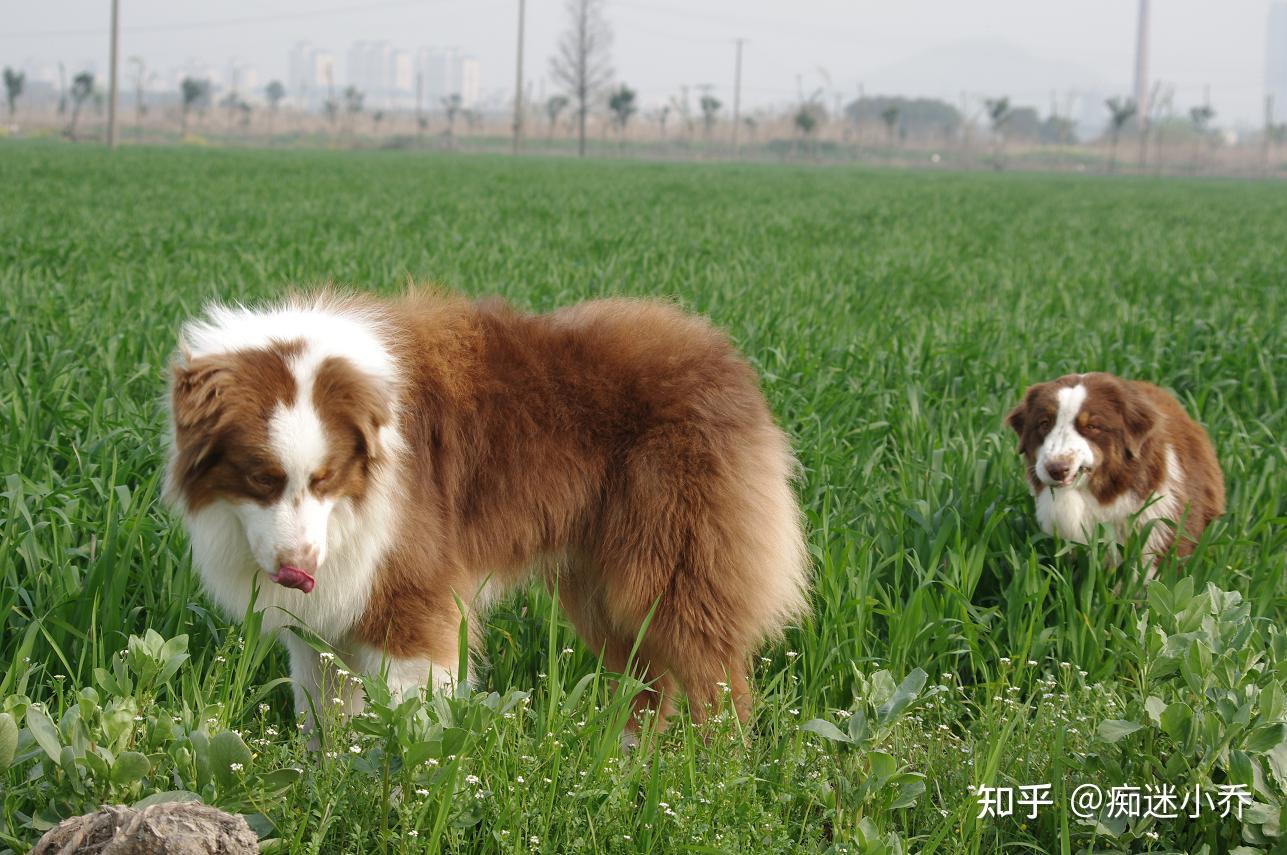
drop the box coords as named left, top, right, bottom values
left=31, top=802, right=259, bottom=855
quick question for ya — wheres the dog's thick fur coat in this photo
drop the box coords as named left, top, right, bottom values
left=167, top=291, right=809, bottom=728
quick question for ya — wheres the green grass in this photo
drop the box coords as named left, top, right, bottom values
left=1, top=141, right=1285, bottom=853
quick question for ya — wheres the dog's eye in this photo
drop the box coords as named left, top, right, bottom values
left=1037, top=419, right=1052, bottom=433
left=247, top=471, right=282, bottom=493
left=1084, top=423, right=1102, bottom=433
left=310, top=470, right=333, bottom=490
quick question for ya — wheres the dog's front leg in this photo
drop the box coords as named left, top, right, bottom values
left=285, top=631, right=365, bottom=746
left=350, top=643, right=458, bottom=703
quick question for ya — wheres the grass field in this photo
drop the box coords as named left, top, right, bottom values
left=1, top=142, right=1285, bottom=853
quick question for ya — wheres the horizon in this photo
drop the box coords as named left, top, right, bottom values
left=4, top=0, right=1284, bottom=131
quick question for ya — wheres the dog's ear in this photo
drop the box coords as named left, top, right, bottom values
left=1005, top=402, right=1026, bottom=441
left=1005, top=386, right=1040, bottom=453
left=1120, top=383, right=1158, bottom=460
left=171, top=354, right=232, bottom=431
left=169, top=353, right=234, bottom=487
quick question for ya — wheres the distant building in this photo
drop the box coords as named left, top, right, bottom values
left=1270, top=2, right=1287, bottom=117
left=347, top=41, right=394, bottom=106
left=392, top=51, right=414, bottom=100
left=288, top=42, right=336, bottom=110
left=1074, top=89, right=1108, bottom=141
left=415, top=47, right=480, bottom=108
left=227, top=64, right=259, bottom=101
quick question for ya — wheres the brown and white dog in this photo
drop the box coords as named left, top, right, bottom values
left=1006, top=372, right=1224, bottom=561
left=165, top=291, right=808, bottom=732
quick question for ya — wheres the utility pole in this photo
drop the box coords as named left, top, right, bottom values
left=512, top=0, right=525, bottom=155
left=1133, top=0, right=1150, bottom=123
left=1133, top=0, right=1150, bottom=169
left=1265, top=94, right=1275, bottom=176
left=416, top=71, right=424, bottom=146
left=107, top=0, right=120, bottom=148
left=731, top=38, right=744, bottom=157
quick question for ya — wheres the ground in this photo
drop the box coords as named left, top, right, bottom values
left=1, top=142, right=1285, bottom=853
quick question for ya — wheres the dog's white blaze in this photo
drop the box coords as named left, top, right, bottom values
left=272, top=393, right=332, bottom=560
left=1036, top=383, right=1093, bottom=485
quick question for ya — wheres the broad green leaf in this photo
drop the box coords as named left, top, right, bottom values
left=847, top=709, right=870, bottom=744
left=888, top=772, right=925, bottom=809
left=440, top=727, right=469, bottom=756
left=0, top=712, right=17, bottom=770
left=254, top=767, right=302, bottom=794
left=1160, top=702, right=1195, bottom=745
left=1144, top=695, right=1166, bottom=725
left=1097, top=719, right=1143, bottom=743
left=25, top=705, right=62, bottom=762
left=869, top=670, right=897, bottom=708
left=1245, top=723, right=1286, bottom=754
left=801, top=718, right=850, bottom=743
left=876, top=668, right=928, bottom=725
left=210, top=730, right=252, bottom=787
left=111, top=751, right=151, bottom=785
left=134, top=790, right=201, bottom=809
left=868, top=750, right=896, bottom=782
left=406, top=739, right=443, bottom=766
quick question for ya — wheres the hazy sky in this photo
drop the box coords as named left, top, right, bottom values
left=5, top=0, right=1280, bottom=127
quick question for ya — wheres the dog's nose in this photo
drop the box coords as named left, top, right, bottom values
left=277, top=545, right=319, bottom=575
left=1045, top=460, right=1071, bottom=484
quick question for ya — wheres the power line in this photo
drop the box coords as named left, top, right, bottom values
left=732, top=38, right=745, bottom=157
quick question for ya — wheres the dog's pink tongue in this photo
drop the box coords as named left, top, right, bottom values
left=272, top=565, right=316, bottom=594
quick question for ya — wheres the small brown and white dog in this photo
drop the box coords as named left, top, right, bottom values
left=1005, top=372, right=1224, bottom=561
left=165, top=291, right=808, bottom=731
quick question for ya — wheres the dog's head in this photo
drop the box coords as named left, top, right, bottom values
left=1005, top=372, right=1156, bottom=491
left=166, top=337, right=391, bottom=594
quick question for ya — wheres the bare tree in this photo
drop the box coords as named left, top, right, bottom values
left=180, top=77, right=208, bottom=135
left=549, top=0, right=613, bottom=156
left=265, top=80, right=286, bottom=138
left=607, top=84, right=636, bottom=139
left=343, top=86, right=364, bottom=137
left=698, top=94, right=721, bottom=140
left=66, top=72, right=94, bottom=139
left=880, top=105, right=899, bottom=147
left=3, top=67, right=24, bottom=118
left=441, top=93, right=462, bottom=147
left=1189, top=104, right=1215, bottom=169
left=1104, top=96, right=1136, bottom=173
left=653, top=104, right=671, bottom=141
left=57, top=62, right=68, bottom=116
left=984, top=97, right=1012, bottom=168
left=220, top=90, right=242, bottom=134
left=545, top=94, right=569, bottom=139
left=128, top=57, right=147, bottom=141
left=670, top=87, right=693, bottom=142
left=793, top=92, right=825, bottom=159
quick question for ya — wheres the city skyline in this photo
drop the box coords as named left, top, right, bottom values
left=3, top=0, right=1283, bottom=129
